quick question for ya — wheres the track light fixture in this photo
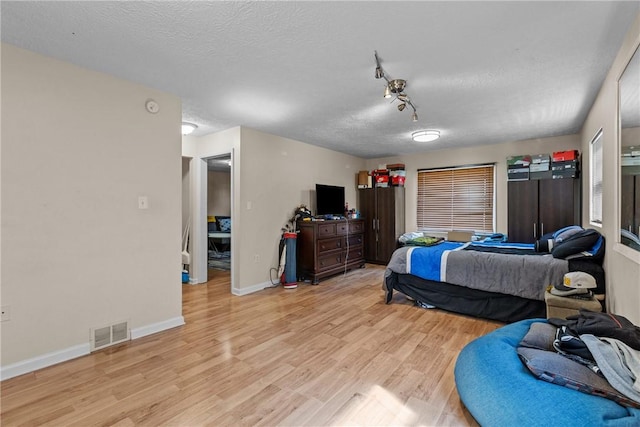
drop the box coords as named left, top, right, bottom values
left=374, top=51, right=417, bottom=121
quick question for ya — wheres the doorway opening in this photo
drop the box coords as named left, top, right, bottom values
left=205, top=154, right=232, bottom=272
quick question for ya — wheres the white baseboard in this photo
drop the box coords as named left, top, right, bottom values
left=1, top=316, right=185, bottom=381
left=232, top=280, right=277, bottom=296
left=130, top=316, right=185, bottom=339
left=0, top=343, right=90, bottom=381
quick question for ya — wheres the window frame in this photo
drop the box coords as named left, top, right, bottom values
left=589, top=128, right=603, bottom=227
left=416, top=163, right=496, bottom=234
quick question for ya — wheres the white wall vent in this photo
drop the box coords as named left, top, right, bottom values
left=91, top=320, right=131, bottom=351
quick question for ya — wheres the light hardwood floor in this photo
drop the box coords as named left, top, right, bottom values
left=1, top=264, right=502, bottom=426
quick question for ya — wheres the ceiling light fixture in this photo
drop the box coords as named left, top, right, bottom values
left=412, top=130, right=440, bottom=142
left=182, top=122, right=197, bottom=135
left=374, top=51, right=417, bottom=121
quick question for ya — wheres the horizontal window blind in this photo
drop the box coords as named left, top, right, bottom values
left=417, top=164, right=495, bottom=232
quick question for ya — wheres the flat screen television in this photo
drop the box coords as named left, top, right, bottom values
left=315, top=184, right=345, bottom=216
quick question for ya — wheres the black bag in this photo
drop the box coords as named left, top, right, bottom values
left=551, top=229, right=604, bottom=261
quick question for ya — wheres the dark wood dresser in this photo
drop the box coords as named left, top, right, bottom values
left=296, top=219, right=365, bottom=284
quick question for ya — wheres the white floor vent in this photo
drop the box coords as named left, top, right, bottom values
left=91, top=320, right=130, bottom=351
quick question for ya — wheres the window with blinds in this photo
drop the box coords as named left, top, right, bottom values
left=590, top=129, right=603, bottom=226
left=417, top=164, right=495, bottom=232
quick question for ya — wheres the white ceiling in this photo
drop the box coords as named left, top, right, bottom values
left=2, top=1, right=638, bottom=159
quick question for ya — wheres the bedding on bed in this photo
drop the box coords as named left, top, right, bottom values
left=387, top=243, right=569, bottom=301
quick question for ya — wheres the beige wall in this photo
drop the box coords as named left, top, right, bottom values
left=207, top=171, right=231, bottom=216
left=366, top=134, right=581, bottom=234
left=1, top=44, right=183, bottom=371
left=580, top=13, right=640, bottom=324
left=238, top=127, right=365, bottom=288
left=182, top=127, right=365, bottom=292
left=182, top=128, right=239, bottom=286
left=621, top=127, right=640, bottom=147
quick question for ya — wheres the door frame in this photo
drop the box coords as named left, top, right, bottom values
left=188, top=150, right=235, bottom=290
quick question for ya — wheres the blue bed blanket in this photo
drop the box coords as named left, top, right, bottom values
left=407, top=241, right=466, bottom=281
left=389, top=241, right=569, bottom=301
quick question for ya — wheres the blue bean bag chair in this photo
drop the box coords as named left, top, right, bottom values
left=454, top=319, right=640, bottom=426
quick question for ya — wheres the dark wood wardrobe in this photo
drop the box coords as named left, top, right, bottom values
left=508, top=178, right=580, bottom=243
left=358, top=186, right=405, bottom=264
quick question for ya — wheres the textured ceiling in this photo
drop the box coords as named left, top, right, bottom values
left=2, top=1, right=639, bottom=158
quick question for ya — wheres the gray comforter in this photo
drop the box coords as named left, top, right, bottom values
left=385, top=245, right=568, bottom=301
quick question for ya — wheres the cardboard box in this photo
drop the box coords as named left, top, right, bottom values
left=386, top=163, right=405, bottom=170
left=552, top=169, right=579, bottom=179
left=552, top=150, right=579, bottom=162
left=375, top=174, right=389, bottom=186
left=551, top=160, right=579, bottom=171
left=531, top=153, right=550, bottom=164
left=391, top=175, right=405, bottom=186
left=447, top=231, right=474, bottom=242
left=508, top=174, right=529, bottom=181
left=372, top=169, right=388, bottom=186
left=508, top=166, right=530, bottom=181
left=508, top=165, right=529, bottom=172
left=530, top=170, right=553, bottom=180
left=530, top=163, right=550, bottom=172
left=544, top=291, right=601, bottom=319
left=507, top=155, right=532, bottom=166
left=621, top=157, right=640, bottom=166
left=357, top=170, right=369, bottom=186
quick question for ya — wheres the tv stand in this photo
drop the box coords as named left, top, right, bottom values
left=296, top=219, right=365, bottom=284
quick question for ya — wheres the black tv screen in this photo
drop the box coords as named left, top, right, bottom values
left=316, top=184, right=345, bottom=216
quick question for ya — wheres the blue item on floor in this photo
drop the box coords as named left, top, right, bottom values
left=182, top=270, right=189, bottom=283
left=283, top=232, right=297, bottom=287
left=454, top=319, right=640, bottom=426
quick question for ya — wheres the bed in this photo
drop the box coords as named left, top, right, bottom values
left=383, top=228, right=605, bottom=323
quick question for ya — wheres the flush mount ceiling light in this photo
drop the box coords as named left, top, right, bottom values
left=182, top=122, right=197, bottom=135
left=412, top=130, right=440, bottom=142
left=374, top=51, right=418, bottom=122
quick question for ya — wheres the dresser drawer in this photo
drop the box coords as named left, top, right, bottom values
left=317, top=252, right=343, bottom=271
left=336, top=222, right=349, bottom=235
left=317, top=237, right=343, bottom=253
left=317, top=223, right=337, bottom=238
left=346, top=246, right=363, bottom=261
left=296, top=219, right=366, bottom=285
left=349, top=221, right=364, bottom=234
left=347, top=234, right=363, bottom=246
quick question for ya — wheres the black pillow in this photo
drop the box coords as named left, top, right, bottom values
left=552, top=229, right=602, bottom=260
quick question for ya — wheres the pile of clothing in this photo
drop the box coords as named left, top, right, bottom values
left=517, top=309, right=640, bottom=408
left=549, top=310, right=640, bottom=404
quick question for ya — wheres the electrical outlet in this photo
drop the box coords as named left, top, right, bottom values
left=254, top=254, right=260, bottom=263
left=1, top=306, right=10, bottom=322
